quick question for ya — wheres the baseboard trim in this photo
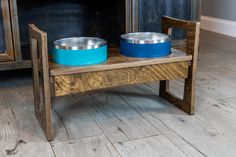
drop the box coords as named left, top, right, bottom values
left=201, top=16, right=236, bottom=37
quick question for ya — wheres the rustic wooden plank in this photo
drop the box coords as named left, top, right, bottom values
left=109, top=84, right=205, bottom=157
left=195, top=67, right=236, bottom=100
left=5, top=143, right=55, bottom=157
left=52, top=135, right=121, bottom=157
left=52, top=94, right=103, bottom=141
left=54, top=62, right=189, bottom=97
left=0, top=72, right=33, bottom=110
left=0, top=60, right=31, bottom=71
left=149, top=108, right=236, bottom=157
left=195, top=93, right=236, bottom=144
left=194, top=31, right=236, bottom=102
left=1, top=29, right=236, bottom=156
left=0, top=108, right=16, bottom=156
left=0, top=108, right=55, bottom=157
left=0, top=0, right=14, bottom=61
left=50, top=48, right=192, bottom=76
left=114, top=135, right=187, bottom=157
left=160, top=16, right=200, bottom=115
left=220, top=97, right=236, bottom=112
left=0, top=54, right=11, bottom=61
left=29, top=16, right=195, bottom=141
left=134, top=83, right=236, bottom=157
left=148, top=72, right=236, bottom=145
left=80, top=92, right=160, bottom=143
left=12, top=106, right=49, bottom=142
left=9, top=0, right=22, bottom=61
left=29, top=24, right=53, bottom=141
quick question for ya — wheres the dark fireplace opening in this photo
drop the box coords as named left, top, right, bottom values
left=17, top=0, right=126, bottom=59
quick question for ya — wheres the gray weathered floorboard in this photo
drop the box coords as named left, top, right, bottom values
left=0, top=108, right=55, bottom=157
left=109, top=85, right=205, bottom=157
left=52, top=95, right=103, bottom=142
left=114, top=135, right=188, bottom=157
left=81, top=92, right=160, bottom=143
left=0, top=31, right=236, bottom=156
left=52, top=135, right=121, bottom=157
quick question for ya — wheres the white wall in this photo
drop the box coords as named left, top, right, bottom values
left=201, top=0, right=236, bottom=37
left=202, top=0, right=236, bottom=21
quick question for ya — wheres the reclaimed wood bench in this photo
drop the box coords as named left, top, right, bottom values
left=29, top=16, right=200, bottom=141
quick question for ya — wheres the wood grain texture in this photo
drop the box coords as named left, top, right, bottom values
left=114, top=81, right=236, bottom=157
left=52, top=135, right=121, bottom=157
left=0, top=0, right=14, bottom=62
left=0, top=108, right=16, bottom=156
left=112, top=84, right=205, bottom=157
left=114, top=135, right=187, bottom=157
left=29, top=24, right=53, bottom=141
left=1, top=30, right=236, bottom=156
left=160, top=16, right=200, bottom=115
left=147, top=107, right=236, bottom=157
left=0, top=60, right=31, bottom=71
left=82, top=92, right=160, bottom=143
left=30, top=16, right=195, bottom=141
left=9, top=0, right=22, bottom=61
left=52, top=96, right=103, bottom=141
left=54, top=62, right=189, bottom=97
left=0, top=108, right=55, bottom=157
left=50, top=48, right=192, bottom=76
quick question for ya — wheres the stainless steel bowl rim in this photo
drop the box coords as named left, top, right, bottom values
left=54, top=37, right=107, bottom=50
left=121, top=32, right=171, bottom=44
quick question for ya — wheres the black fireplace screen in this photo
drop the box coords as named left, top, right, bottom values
left=17, top=0, right=199, bottom=59
left=139, top=0, right=192, bottom=39
left=17, top=0, right=126, bottom=59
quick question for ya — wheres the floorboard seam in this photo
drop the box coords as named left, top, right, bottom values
left=113, top=134, right=164, bottom=145
left=53, top=110, right=70, bottom=140
left=85, top=93, right=123, bottom=157
left=51, top=133, right=104, bottom=144
left=11, top=107, right=17, bottom=119
left=195, top=114, right=234, bottom=143
left=118, top=91, right=207, bottom=157
left=49, top=142, right=57, bottom=157
left=141, top=84, right=208, bottom=157
left=87, top=93, right=131, bottom=140
left=151, top=113, right=207, bottom=157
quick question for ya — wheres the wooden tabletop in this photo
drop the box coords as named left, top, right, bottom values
left=49, top=48, right=192, bottom=76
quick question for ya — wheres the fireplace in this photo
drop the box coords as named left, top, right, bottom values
left=17, top=0, right=134, bottom=59
left=15, top=0, right=201, bottom=59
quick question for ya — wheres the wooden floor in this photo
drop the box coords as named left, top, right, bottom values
left=1, top=30, right=236, bottom=157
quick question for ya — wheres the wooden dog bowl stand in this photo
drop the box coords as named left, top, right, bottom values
left=29, top=16, right=200, bottom=141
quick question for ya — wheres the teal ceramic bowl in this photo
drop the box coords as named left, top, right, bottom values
left=52, top=37, right=107, bottom=66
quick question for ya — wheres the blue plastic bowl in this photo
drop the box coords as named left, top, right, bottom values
left=52, top=37, right=107, bottom=66
left=120, top=32, right=171, bottom=58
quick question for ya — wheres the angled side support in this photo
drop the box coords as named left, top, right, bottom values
left=29, top=24, right=53, bottom=140
left=159, top=16, right=200, bottom=115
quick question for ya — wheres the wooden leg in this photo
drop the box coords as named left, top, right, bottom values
left=159, top=75, right=195, bottom=115
left=30, top=37, right=54, bottom=141
left=159, top=16, right=200, bottom=115
left=34, top=90, right=54, bottom=141
left=34, top=76, right=54, bottom=141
